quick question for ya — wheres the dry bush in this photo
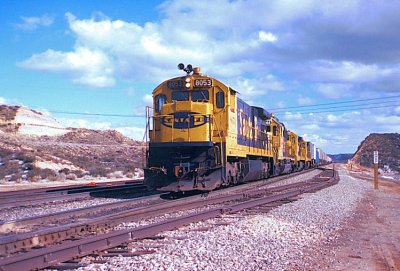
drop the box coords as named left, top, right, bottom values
left=47, top=175, right=58, bottom=182
left=66, top=173, right=77, bottom=180
left=30, top=175, right=42, bottom=182
left=113, top=171, right=124, bottom=178
left=10, top=174, right=19, bottom=182
left=126, top=172, right=134, bottom=178
left=107, top=172, right=115, bottom=178
left=56, top=173, right=66, bottom=182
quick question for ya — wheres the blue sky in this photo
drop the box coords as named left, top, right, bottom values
left=1, top=0, right=400, bottom=154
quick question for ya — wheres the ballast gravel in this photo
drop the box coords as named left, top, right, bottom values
left=0, top=198, right=122, bottom=222
left=78, top=169, right=369, bottom=271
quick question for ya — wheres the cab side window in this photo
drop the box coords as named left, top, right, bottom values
left=155, top=94, right=166, bottom=113
left=216, top=91, right=225, bottom=108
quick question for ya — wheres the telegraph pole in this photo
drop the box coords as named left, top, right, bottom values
left=373, top=151, right=378, bottom=190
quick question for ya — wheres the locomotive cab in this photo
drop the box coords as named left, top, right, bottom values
left=145, top=64, right=228, bottom=191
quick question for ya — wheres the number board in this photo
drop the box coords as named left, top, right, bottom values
left=193, top=79, right=212, bottom=88
left=167, top=80, right=183, bottom=89
left=374, top=151, right=378, bottom=164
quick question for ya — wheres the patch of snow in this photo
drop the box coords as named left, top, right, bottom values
left=381, top=175, right=394, bottom=180
left=35, top=160, right=82, bottom=171
left=14, top=107, right=70, bottom=136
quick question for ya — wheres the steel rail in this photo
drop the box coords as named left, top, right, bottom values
left=0, top=171, right=338, bottom=271
left=0, top=191, right=156, bottom=233
left=0, top=169, right=329, bottom=256
left=0, top=193, right=91, bottom=209
left=0, top=179, right=143, bottom=199
left=0, top=183, right=146, bottom=209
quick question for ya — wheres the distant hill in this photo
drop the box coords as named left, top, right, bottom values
left=328, top=153, right=353, bottom=163
left=0, top=105, right=143, bottom=182
left=350, top=133, right=400, bottom=172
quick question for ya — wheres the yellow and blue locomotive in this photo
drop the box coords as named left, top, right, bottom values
left=144, top=64, right=330, bottom=192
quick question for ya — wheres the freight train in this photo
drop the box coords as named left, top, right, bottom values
left=144, top=64, right=331, bottom=192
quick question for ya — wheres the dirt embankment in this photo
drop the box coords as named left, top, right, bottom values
left=320, top=166, right=400, bottom=271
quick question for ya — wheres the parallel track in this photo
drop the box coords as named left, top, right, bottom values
left=0, top=181, right=146, bottom=209
left=0, top=168, right=338, bottom=271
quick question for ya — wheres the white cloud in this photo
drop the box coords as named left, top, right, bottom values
left=374, top=115, right=400, bottom=125
left=231, top=74, right=288, bottom=103
left=283, top=112, right=303, bottom=120
left=297, top=95, right=314, bottom=105
left=258, top=31, right=278, bottom=43
left=59, top=118, right=112, bottom=130
left=142, top=94, right=153, bottom=106
left=308, top=61, right=398, bottom=84
left=115, top=127, right=145, bottom=140
left=276, top=101, right=286, bottom=108
left=0, top=97, right=8, bottom=105
left=18, top=47, right=115, bottom=88
left=15, top=15, right=54, bottom=30
left=302, top=133, right=329, bottom=148
left=300, top=124, right=320, bottom=131
left=315, top=83, right=353, bottom=99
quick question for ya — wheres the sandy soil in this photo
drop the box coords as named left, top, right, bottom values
left=322, top=167, right=400, bottom=271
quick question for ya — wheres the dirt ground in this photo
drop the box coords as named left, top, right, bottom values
left=322, top=168, right=400, bottom=271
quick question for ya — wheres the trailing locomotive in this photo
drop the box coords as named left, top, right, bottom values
left=144, top=64, right=331, bottom=192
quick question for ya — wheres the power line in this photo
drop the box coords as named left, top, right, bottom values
left=273, top=100, right=400, bottom=113
left=269, top=94, right=400, bottom=111
left=274, top=103, right=400, bottom=115
left=43, top=95, right=400, bottom=118
left=48, top=110, right=145, bottom=118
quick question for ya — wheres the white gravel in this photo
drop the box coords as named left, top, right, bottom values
left=78, top=169, right=369, bottom=271
left=0, top=198, right=123, bottom=222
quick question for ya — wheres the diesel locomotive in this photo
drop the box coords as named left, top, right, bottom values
left=144, top=64, right=331, bottom=192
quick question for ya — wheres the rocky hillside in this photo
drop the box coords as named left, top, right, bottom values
left=350, top=133, right=400, bottom=172
left=0, top=105, right=143, bottom=182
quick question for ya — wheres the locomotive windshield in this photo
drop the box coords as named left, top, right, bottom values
left=172, top=91, right=189, bottom=101
left=192, top=90, right=209, bottom=102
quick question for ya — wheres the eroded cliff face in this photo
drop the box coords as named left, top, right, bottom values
left=350, top=133, right=400, bottom=172
left=0, top=105, right=142, bottom=182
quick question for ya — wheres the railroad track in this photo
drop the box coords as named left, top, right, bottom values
left=0, top=168, right=338, bottom=271
left=0, top=190, right=159, bottom=235
left=0, top=181, right=146, bottom=209
left=0, top=179, right=143, bottom=198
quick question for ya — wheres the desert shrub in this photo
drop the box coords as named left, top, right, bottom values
left=39, top=169, right=56, bottom=179
left=59, top=168, right=70, bottom=174
left=66, top=173, right=77, bottom=180
left=10, top=174, right=21, bottom=182
left=126, top=172, right=134, bottom=178
left=107, top=172, right=115, bottom=178
left=24, top=155, right=35, bottom=163
left=56, top=173, right=66, bottom=182
left=24, top=163, right=34, bottom=170
left=47, top=175, right=58, bottom=182
left=89, top=167, right=110, bottom=177
left=113, top=171, right=124, bottom=178
left=30, top=175, right=42, bottom=182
